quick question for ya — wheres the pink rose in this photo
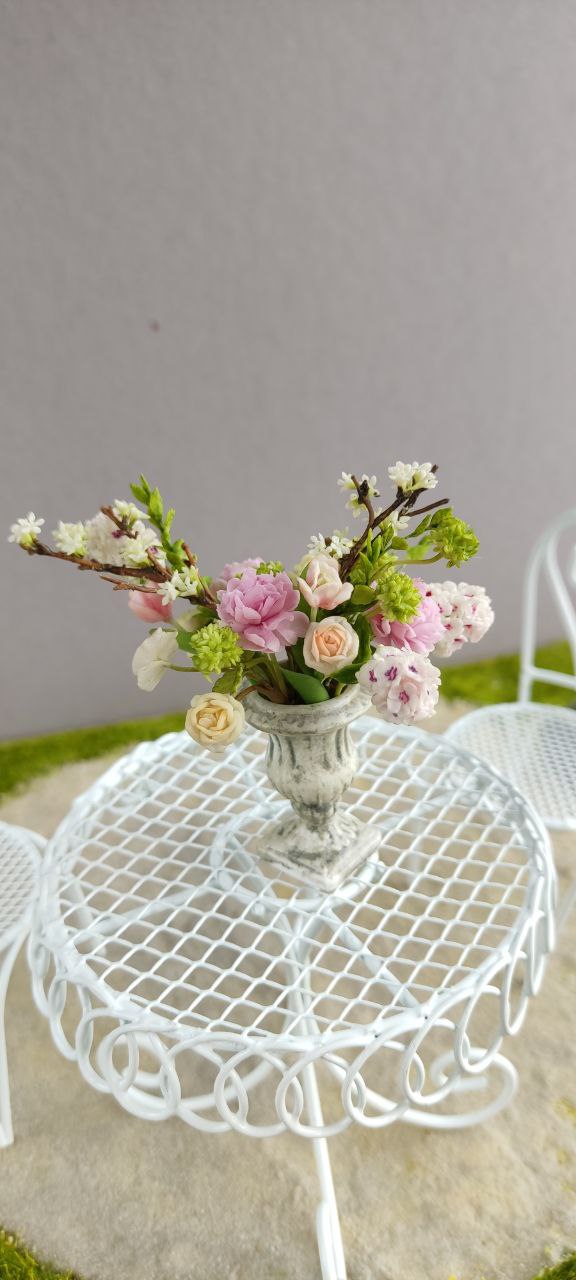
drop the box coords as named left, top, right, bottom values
left=297, top=554, right=353, bottom=612
left=217, top=569, right=308, bottom=653
left=357, top=645, right=440, bottom=724
left=303, top=617, right=359, bottom=675
left=128, top=590, right=173, bottom=623
left=371, top=578, right=444, bottom=656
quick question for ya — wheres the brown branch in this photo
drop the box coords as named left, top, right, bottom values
left=28, top=542, right=167, bottom=580
left=340, top=465, right=443, bottom=579
left=404, top=497, right=449, bottom=519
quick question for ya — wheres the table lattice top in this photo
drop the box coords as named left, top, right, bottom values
left=33, top=719, right=554, bottom=1049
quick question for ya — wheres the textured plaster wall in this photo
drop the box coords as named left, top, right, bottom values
left=2, top=0, right=576, bottom=736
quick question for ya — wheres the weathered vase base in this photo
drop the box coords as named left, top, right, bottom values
left=255, top=812, right=382, bottom=892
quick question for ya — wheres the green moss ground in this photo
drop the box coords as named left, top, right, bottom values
left=0, top=712, right=182, bottom=799
left=0, top=641, right=574, bottom=1276
left=440, top=640, right=574, bottom=707
left=0, top=1230, right=77, bottom=1280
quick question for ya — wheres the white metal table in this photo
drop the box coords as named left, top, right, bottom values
left=28, top=720, right=556, bottom=1280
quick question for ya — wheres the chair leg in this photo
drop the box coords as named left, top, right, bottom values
left=0, top=931, right=27, bottom=1148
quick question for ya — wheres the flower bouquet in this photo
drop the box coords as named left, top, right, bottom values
left=10, top=462, right=493, bottom=887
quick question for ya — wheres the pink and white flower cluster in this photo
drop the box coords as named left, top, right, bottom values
left=357, top=646, right=441, bottom=725
left=423, top=582, right=494, bottom=657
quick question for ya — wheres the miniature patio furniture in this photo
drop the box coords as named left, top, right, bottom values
left=446, top=508, right=576, bottom=930
left=0, top=821, right=43, bottom=1147
left=28, top=719, right=555, bottom=1279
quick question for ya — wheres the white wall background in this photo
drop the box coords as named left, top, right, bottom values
left=2, top=0, right=576, bottom=737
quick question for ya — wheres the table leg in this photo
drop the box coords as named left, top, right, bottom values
left=302, top=1059, right=347, bottom=1280
left=0, top=931, right=27, bottom=1148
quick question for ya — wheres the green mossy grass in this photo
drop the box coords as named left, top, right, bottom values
left=532, top=1259, right=576, bottom=1280
left=440, top=640, right=574, bottom=707
left=0, top=1229, right=78, bottom=1280
left=0, top=712, right=183, bottom=799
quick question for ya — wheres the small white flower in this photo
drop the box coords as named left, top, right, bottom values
left=337, top=473, right=379, bottom=517
left=8, top=512, right=44, bottom=547
left=387, top=510, right=411, bottom=532
left=112, top=499, right=143, bottom=527
left=159, top=567, right=200, bottom=605
left=53, top=521, right=87, bottom=556
left=131, top=629, right=179, bottom=691
left=122, top=523, right=160, bottom=568
left=388, top=461, right=437, bottom=494
left=307, top=528, right=353, bottom=559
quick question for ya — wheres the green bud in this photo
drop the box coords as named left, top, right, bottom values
left=430, top=511, right=479, bottom=567
left=255, top=560, right=284, bottom=575
left=377, top=571, right=421, bottom=622
left=189, top=622, right=243, bottom=676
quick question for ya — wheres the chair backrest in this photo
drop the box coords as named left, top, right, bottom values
left=519, top=508, right=576, bottom=702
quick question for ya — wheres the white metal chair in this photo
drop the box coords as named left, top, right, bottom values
left=446, top=508, right=576, bottom=929
left=0, top=821, right=44, bottom=1146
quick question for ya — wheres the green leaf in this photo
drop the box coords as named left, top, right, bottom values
left=148, top=488, right=164, bottom=524
left=282, top=669, right=330, bottom=703
left=391, top=537, right=409, bottom=550
left=176, top=629, right=194, bottom=653
left=213, top=666, right=244, bottom=696
left=411, top=514, right=433, bottom=538
left=351, top=584, right=377, bottom=606
left=165, top=507, right=175, bottom=535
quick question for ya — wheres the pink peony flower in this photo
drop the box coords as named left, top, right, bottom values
left=217, top=569, right=308, bottom=653
left=371, top=578, right=444, bottom=656
left=424, top=582, right=494, bottom=657
left=214, top=558, right=263, bottom=590
left=296, top=554, right=353, bottom=611
left=128, top=590, right=173, bottom=623
left=357, top=646, right=440, bottom=724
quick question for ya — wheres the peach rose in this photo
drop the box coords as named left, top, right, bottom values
left=296, top=554, right=353, bottom=611
left=185, top=692, right=245, bottom=753
left=303, top=617, right=359, bottom=676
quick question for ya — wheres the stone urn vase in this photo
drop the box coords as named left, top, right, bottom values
left=244, top=685, right=381, bottom=890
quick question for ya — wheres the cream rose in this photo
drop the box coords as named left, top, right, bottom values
left=185, top=692, right=245, bottom=752
left=303, top=616, right=359, bottom=676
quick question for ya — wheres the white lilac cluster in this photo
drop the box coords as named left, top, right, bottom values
left=84, top=511, right=160, bottom=568
left=357, top=646, right=441, bottom=725
left=8, top=513, right=45, bottom=548
left=425, top=582, right=494, bottom=657
left=307, top=529, right=353, bottom=559
left=388, top=461, right=437, bottom=493
left=159, top=567, right=201, bottom=605
left=337, top=472, right=379, bottom=516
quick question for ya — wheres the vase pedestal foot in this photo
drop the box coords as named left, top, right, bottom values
left=255, top=811, right=382, bottom=892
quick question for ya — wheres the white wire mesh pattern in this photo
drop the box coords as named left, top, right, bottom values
left=0, top=823, right=41, bottom=944
left=446, top=704, right=576, bottom=832
left=29, top=720, right=555, bottom=1139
